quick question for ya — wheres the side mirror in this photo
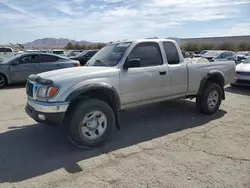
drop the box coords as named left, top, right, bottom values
left=123, top=59, right=140, bottom=70
left=11, top=60, right=19, bottom=66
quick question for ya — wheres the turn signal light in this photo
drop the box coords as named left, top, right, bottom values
left=48, top=87, right=58, bottom=97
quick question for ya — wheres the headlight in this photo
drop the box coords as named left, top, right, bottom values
left=37, top=86, right=59, bottom=98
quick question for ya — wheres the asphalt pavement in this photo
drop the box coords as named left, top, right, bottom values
left=0, top=84, right=249, bottom=188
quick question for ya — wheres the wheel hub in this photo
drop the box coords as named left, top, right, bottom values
left=80, top=111, right=107, bottom=140
left=207, top=90, right=219, bottom=109
left=86, top=119, right=98, bottom=130
left=0, top=76, right=4, bottom=86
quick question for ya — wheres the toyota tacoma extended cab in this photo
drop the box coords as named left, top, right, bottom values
left=25, top=39, right=235, bottom=148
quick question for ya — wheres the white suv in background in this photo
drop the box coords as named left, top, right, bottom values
left=0, top=47, right=15, bottom=59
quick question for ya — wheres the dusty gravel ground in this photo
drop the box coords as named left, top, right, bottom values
left=0, top=84, right=249, bottom=188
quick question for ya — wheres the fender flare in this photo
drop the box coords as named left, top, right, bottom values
left=198, top=71, right=225, bottom=100
left=65, top=83, right=121, bottom=128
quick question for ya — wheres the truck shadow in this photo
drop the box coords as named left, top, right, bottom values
left=0, top=100, right=226, bottom=183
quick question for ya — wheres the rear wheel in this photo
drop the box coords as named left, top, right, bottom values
left=67, top=99, right=115, bottom=148
left=0, top=74, right=7, bottom=89
left=196, top=82, right=222, bottom=114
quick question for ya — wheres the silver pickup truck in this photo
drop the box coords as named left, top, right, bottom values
left=25, top=39, right=235, bottom=148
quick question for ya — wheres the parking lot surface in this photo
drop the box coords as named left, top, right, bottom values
left=0, top=85, right=250, bottom=188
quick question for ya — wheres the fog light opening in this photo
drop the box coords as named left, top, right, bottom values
left=38, top=114, right=46, bottom=121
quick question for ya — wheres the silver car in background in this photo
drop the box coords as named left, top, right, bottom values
left=0, top=53, right=80, bottom=89
left=202, top=50, right=235, bottom=62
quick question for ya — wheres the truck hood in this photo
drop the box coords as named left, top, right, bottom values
left=236, top=63, right=250, bottom=72
left=38, top=66, right=117, bottom=81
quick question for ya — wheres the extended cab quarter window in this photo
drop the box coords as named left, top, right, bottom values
left=163, top=42, right=180, bottom=65
left=128, top=42, right=163, bottom=67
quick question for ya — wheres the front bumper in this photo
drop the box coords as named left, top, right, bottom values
left=25, top=99, right=69, bottom=125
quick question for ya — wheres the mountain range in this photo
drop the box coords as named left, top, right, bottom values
left=3, top=35, right=250, bottom=49
left=22, top=38, right=93, bottom=48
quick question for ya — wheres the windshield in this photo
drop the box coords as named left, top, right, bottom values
left=243, top=58, right=250, bottom=63
left=203, top=51, right=220, bottom=57
left=200, top=50, right=208, bottom=55
left=75, top=51, right=88, bottom=58
left=87, top=42, right=131, bottom=67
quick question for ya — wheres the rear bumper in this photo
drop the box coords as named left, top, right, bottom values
left=25, top=99, right=69, bottom=125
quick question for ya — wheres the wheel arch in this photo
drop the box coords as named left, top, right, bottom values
left=198, top=70, right=225, bottom=100
left=64, top=83, right=121, bottom=129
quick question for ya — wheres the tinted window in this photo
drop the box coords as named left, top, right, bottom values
left=219, top=53, right=227, bottom=58
left=19, top=55, right=40, bottom=64
left=163, top=42, right=180, bottom=64
left=41, top=55, right=59, bottom=62
left=0, top=48, right=12, bottom=52
left=128, top=42, right=163, bottom=67
left=228, top=52, right=235, bottom=57
left=53, top=51, right=64, bottom=55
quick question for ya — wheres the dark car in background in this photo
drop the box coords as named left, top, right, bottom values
left=67, top=50, right=84, bottom=58
left=0, top=53, right=80, bottom=89
left=70, top=50, right=99, bottom=66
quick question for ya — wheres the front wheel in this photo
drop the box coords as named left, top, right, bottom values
left=68, top=99, right=116, bottom=148
left=196, top=82, right=223, bottom=114
left=0, top=73, right=7, bottom=89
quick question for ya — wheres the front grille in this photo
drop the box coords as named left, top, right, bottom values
left=236, top=71, right=250, bottom=76
left=26, top=82, right=33, bottom=97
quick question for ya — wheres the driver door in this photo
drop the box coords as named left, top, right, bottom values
left=10, top=54, right=41, bottom=82
left=120, top=42, right=169, bottom=106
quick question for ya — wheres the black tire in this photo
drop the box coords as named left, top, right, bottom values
left=196, top=82, right=223, bottom=114
left=0, top=73, right=7, bottom=89
left=67, top=99, right=115, bottom=148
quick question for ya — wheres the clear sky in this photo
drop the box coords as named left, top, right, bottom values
left=0, top=0, right=249, bottom=44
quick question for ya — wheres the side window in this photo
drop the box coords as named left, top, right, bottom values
left=219, top=53, right=226, bottom=58
left=128, top=42, right=163, bottom=67
left=163, top=42, right=180, bottom=65
left=19, top=55, right=40, bottom=64
left=0, top=48, right=12, bottom=52
left=41, top=55, right=59, bottom=62
left=229, top=52, right=235, bottom=57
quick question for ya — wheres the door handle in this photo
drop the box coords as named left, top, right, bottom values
left=159, top=71, right=166, bottom=75
left=34, top=66, right=38, bottom=68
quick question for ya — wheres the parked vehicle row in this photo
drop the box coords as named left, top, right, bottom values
left=0, top=53, right=80, bottom=88
left=25, top=39, right=235, bottom=148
